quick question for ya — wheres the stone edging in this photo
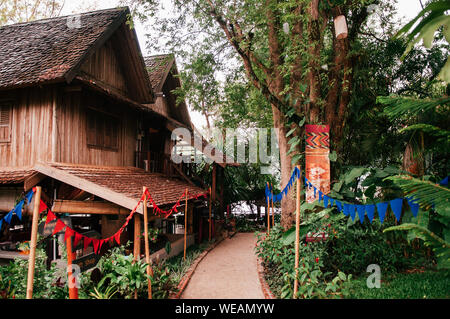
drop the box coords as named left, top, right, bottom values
left=169, top=237, right=225, bottom=299
left=256, top=257, right=276, bottom=299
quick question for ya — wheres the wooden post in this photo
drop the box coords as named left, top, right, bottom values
left=184, top=188, right=188, bottom=260
left=271, top=183, right=275, bottom=227
left=209, top=187, right=212, bottom=241
left=143, top=187, right=153, bottom=299
left=293, top=165, right=302, bottom=298
left=266, top=182, right=270, bottom=235
left=66, top=235, right=78, bottom=299
left=26, top=186, right=41, bottom=299
left=133, top=212, right=141, bottom=261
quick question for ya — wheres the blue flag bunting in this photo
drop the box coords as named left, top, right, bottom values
left=4, top=210, right=13, bottom=224
left=318, top=191, right=323, bottom=202
left=323, top=195, right=329, bottom=208
left=349, top=205, right=356, bottom=221
left=365, top=204, right=375, bottom=223
left=14, top=200, right=24, bottom=221
left=343, top=203, right=350, bottom=216
left=376, top=202, right=389, bottom=224
left=0, top=219, right=2, bottom=230
left=406, top=197, right=420, bottom=217
left=390, top=198, right=403, bottom=222
left=25, top=189, right=34, bottom=204
left=356, top=205, right=365, bottom=224
left=336, top=201, right=343, bottom=212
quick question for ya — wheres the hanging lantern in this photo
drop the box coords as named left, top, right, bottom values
left=334, top=15, right=348, bottom=39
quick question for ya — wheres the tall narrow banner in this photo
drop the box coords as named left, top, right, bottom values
left=305, top=124, right=330, bottom=203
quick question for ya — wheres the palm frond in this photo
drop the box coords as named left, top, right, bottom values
left=384, top=175, right=450, bottom=214
left=377, top=96, right=450, bottom=118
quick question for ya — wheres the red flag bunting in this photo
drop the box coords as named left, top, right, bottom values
left=83, top=236, right=92, bottom=250
left=45, top=210, right=56, bottom=227
left=74, top=232, right=83, bottom=247
left=114, top=232, right=121, bottom=245
left=52, top=219, right=66, bottom=236
left=39, top=200, right=48, bottom=213
left=64, top=227, right=75, bottom=242
left=92, top=238, right=100, bottom=254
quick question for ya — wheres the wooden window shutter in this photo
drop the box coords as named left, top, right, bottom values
left=0, top=103, right=11, bottom=142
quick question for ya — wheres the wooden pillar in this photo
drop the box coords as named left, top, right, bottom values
left=26, top=186, right=41, bottom=299
left=66, top=235, right=78, bottom=299
left=209, top=187, right=212, bottom=241
left=183, top=188, right=188, bottom=260
left=142, top=187, right=153, bottom=299
left=133, top=213, right=141, bottom=261
left=293, top=165, right=302, bottom=298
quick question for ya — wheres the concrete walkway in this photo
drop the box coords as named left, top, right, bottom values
left=181, top=232, right=265, bottom=299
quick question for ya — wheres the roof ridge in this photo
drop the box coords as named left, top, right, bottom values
left=0, top=6, right=128, bottom=29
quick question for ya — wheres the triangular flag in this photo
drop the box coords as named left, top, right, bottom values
left=390, top=198, right=403, bottom=222
left=64, top=227, right=75, bottom=242
left=356, top=205, right=365, bottom=224
left=52, top=219, right=66, bottom=236
left=0, top=219, right=3, bottom=230
left=365, top=204, right=376, bottom=223
left=25, top=189, right=34, bottom=205
left=114, top=231, right=121, bottom=245
left=406, top=197, right=420, bottom=218
left=13, top=200, right=24, bottom=221
left=313, top=187, right=317, bottom=197
left=336, top=201, right=343, bottom=212
left=343, top=204, right=350, bottom=216
left=318, top=191, right=323, bottom=202
left=39, top=200, right=48, bottom=213
left=4, top=210, right=13, bottom=224
left=92, top=239, right=100, bottom=254
left=323, top=195, right=329, bottom=208
left=74, top=232, right=83, bottom=247
left=329, top=198, right=335, bottom=207
left=349, top=205, right=356, bottom=221
left=376, top=202, right=389, bottom=224
left=83, top=236, right=92, bottom=250
left=45, top=210, right=56, bottom=227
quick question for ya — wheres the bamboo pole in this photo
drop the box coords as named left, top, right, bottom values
left=142, top=187, right=153, bottom=299
left=184, top=188, right=188, bottom=260
left=293, top=165, right=302, bottom=298
left=133, top=212, right=141, bottom=261
left=66, top=235, right=78, bottom=299
left=209, top=186, right=212, bottom=241
left=26, top=186, right=41, bottom=299
left=266, top=182, right=270, bottom=235
left=271, top=183, right=275, bottom=227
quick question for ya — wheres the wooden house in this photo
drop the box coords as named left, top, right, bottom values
left=0, top=7, right=229, bottom=264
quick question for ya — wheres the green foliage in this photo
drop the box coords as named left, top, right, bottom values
left=348, top=270, right=450, bottom=299
left=395, top=0, right=450, bottom=82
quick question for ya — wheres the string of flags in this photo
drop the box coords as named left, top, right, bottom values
left=0, top=187, right=209, bottom=254
left=265, top=167, right=424, bottom=224
left=0, top=189, right=35, bottom=231
left=265, top=166, right=301, bottom=203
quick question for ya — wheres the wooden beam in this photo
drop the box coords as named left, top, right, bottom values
left=24, top=173, right=46, bottom=192
left=52, top=200, right=132, bottom=215
left=34, top=162, right=143, bottom=214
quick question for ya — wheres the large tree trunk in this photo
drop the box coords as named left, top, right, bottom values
left=272, top=105, right=296, bottom=230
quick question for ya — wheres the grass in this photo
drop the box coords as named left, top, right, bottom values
left=348, top=269, right=450, bottom=299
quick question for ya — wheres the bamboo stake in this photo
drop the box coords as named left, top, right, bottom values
left=26, top=186, right=41, bottom=299
left=184, top=188, right=188, bottom=260
left=209, top=186, right=212, bottom=241
left=271, top=183, right=275, bottom=227
left=266, top=182, right=270, bottom=235
left=133, top=212, right=141, bottom=261
left=293, top=165, right=302, bottom=298
left=66, top=234, right=78, bottom=299
left=143, top=187, right=153, bottom=299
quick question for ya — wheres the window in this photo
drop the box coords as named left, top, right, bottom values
left=0, top=102, right=11, bottom=143
left=86, top=108, right=119, bottom=150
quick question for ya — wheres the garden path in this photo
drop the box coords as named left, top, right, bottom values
left=181, top=232, right=265, bottom=299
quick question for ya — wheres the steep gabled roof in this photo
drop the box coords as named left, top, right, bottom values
left=0, top=7, right=153, bottom=102
left=144, top=54, right=175, bottom=92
